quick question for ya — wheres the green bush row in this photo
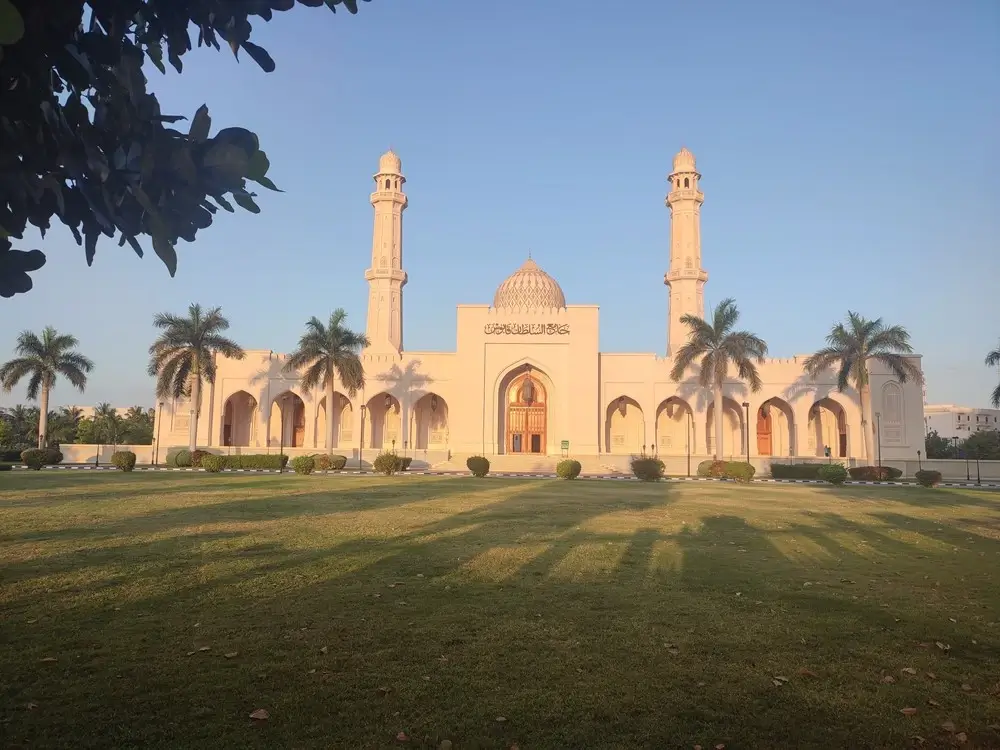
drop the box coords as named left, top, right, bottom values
left=770, top=463, right=825, bottom=479
left=848, top=465, right=903, bottom=481
left=696, top=459, right=755, bottom=483
left=817, top=463, right=849, bottom=485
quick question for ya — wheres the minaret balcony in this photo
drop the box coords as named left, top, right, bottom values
left=665, top=189, right=704, bottom=206
left=664, top=268, right=708, bottom=285
left=364, top=268, right=408, bottom=284
left=369, top=191, right=408, bottom=207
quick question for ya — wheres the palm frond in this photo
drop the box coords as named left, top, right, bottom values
left=991, top=381, right=1000, bottom=409
left=26, top=371, right=44, bottom=401
left=985, top=348, right=1000, bottom=367
left=873, top=353, right=923, bottom=384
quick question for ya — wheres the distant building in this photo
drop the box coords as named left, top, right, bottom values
left=924, top=404, right=1000, bottom=440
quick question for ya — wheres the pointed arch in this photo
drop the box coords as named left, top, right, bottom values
left=414, top=392, right=449, bottom=450
left=605, top=395, right=644, bottom=454
left=655, top=396, right=693, bottom=455
left=222, top=390, right=258, bottom=447
left=365, top=392, right=401, bottom=450
left=315, top=392, right=353, bottom=449
left=497, top=364, right=551, bottom=454
left=269, top=391, right=306, bottom=447
left=756, top=397, right=794, bottom=457
left=808, top=397, right=848, bottom=458
left=706, top=397, right=745, bottom=460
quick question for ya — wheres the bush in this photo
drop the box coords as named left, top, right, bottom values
left=631, top=457, right=665, bottom=481
left=189, top=449, right=211, bottom=467
left=312, top=453, right=349, bottom=471
left=201, top=454, right=225, bottom=473
left=291, top=455, right=315, bottom=475
left=556, top=459, right=582, bottom=479
left=0, top=464, right=11, bottom=471
left=697, top=459, right=727, bottom=478
left=915, top=469, right=943, bottom=488
left=173, top=449, right=192, bottom=467
left=400, top=456, right=413, bottom=471
left=466, top=455, right=490, bottom=478
left=111, top=450, right=137, bottom=472
left=373, top=451, right=401, bottom=475
left=330, top=454, right=348, bottom=470
left=849, top=466, right=903, bottom=481
left=770, top=463, right=824, bottom=480
left=21, top=448, right=47, bottom=470
left=723, top=461, right=755, bottom=483
left=219, top=453, right=289, bottom=471
left=817, top=463, right=849, bottom=485
left=43, top=448, right=63, bottom=464
left=0, top=449, right=23, bottom=462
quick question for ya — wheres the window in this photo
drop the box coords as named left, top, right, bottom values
left=881, top=382, right=904, bottom=444
left=384, top=178, right=390, bottom=190
left=684, top=177, right=690, bottom=188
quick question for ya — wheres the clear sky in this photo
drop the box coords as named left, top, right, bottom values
left=2, top=0, right=998, bottom=410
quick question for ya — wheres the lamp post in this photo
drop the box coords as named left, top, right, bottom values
left=154, top=401, right=164, bottom=465
left=278, top=395, right=287, bottom=473
left=974, top=446, right=981, bottom=486
left=917, top=449, right=922, bottom=471
left=875, top=412, right=883, bottom=473
left=359, top=403, right=367, bottom=471
left=742, top=402, right=750, bottom=465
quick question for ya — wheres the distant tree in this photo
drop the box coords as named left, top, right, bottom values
left=47, top=405, right=84, bottom=444
left=986, top=344, right=1000, bottom=408
left=0, top=0, right=371, bottom=298
left=924, top=429, right=955, bottom=460
left=669, top=298, right=768, bottom=459
left=124, top=405, right=154, bottom=444
left=803, top=312, right=922, bottom=464
left=0, top=327, right=94, bottom=447
left=75, top=416, right=98, bottom=444
left=284, top=309, right=369, bottom=451
left=148, top=303, right=244, bottom=452
left=0, top=417, right=12, bottom=448
left=1, top=404, right=36, bottom=447
left=94, top=402, right=124, bottom=448
left=963, top=429, right=1000, bottom=462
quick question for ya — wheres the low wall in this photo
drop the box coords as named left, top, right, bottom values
left=59, top=444, right=154, bottom=465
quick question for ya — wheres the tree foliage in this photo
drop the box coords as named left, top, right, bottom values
left=924, top=429, right=956, bottom=459
left=986, top=344, right=1000, bottom=409
left=283, top=309, right=369, bottom=395
left=963, top=429, right=1000, bottom=461
left=0, top=0, right=369, bottom=298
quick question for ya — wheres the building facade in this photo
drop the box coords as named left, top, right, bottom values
left=924, top=404, right=1000, bottom=440
left=156, top=148, right=926, bottom=469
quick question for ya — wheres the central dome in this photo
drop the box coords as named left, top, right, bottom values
left=493, top=257, right=566, bottom=310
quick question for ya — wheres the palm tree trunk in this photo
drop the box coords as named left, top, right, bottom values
left=713, top=381, right=724, bottom=460
left=859, top=380, right=875, bottom=464
left=325, top=378, right=335, bottom=451
left=38, top=382, right=50, bottom=448
left=188, top=368, right=200, bottom=453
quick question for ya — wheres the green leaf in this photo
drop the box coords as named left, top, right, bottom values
left=203, top=143, right=250, bottom=181
left=242, top=41, right=275, bottom=72
left=0, top=0, right=25, bottom=46
left=152, top=233, right=177, bottom=276
left=190, top=104, right=211, bottom=142
left=247, top=150, right=282, bottom=191
left=212, top=194, right=235, bottom=213
left=232, top=191, right=260, bottom=214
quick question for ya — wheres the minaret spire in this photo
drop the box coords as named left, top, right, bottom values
left=364, top=150, right=408, bottom=353
left=664, top=147, right=709, bottom=357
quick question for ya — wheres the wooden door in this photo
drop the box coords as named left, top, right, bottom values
left=756, top=410, right=772, bottom=455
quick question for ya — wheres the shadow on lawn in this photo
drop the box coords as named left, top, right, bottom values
left=4, top=481, right=1000, bottom=749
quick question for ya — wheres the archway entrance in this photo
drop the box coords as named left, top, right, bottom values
left=505, top=369, right=547, bottom=454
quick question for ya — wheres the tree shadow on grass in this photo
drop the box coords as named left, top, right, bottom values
left=813, top=484, right=1000, bottom=510
left=4, top=483, right=1000, bottom=749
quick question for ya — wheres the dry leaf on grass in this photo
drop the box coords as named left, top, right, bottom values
left=198, top=646, right=210, bottom=652
left=320, top=646, right=328, bottom=654
left=249, top=708, right=269, bottom=721
left=25, top=702, right=38, bottom=710
left=39, top=657, right=56, bottom=662
left=797, top=667, right=818, bottom=678
left=927, top=699, right=940, bottom=707
left=773, top=675, right=789, bottom=683
left=901, top=707, right=918, bottom=716
left=224, top=652, right=238, bottom=659
left=396, top=731, right=409, bottom=742
left=186, top=651, right=196, bottom=656
left=926, top=672, right=937, bottom=680
left=882, top=675, right=896, bottom=684
left=936, top=642, right=951, bottom=651
left=377, top=686, right=391, bottom=695
left=954, top=732, right=967, bottom=744
left=496, top=716, right=507, bottom=723
left=941, top=721, right=956, bottom=733
left=901, top=667, right=917, bottom=675
left=715, top=745, right=726, bottom=749
left=960, top=683, right=972, bottom=691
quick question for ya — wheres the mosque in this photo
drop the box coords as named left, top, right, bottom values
left=156, top=148, right=925, bottom=472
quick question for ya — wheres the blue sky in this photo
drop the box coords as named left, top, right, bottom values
left=2, top=0, right=998, bottom=410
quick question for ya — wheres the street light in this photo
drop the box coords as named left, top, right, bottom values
left=875, top=412, right=883, bottom=474
left=686, top=407, right=693, bottom=477
left=974, top=445, right=981, bottom=486
left=154, top=401, right=164, bottom=465
left=742, top=402, right=750, bottom=464
left=94, top=405, right=101, bottom=467
left=278, top=395, right=288, bottom=473
left=917, top=449, right=922, bottom=471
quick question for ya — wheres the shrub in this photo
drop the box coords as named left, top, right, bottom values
left=556, top=459, right=582, bottom=479
left=201, top=454, right=225, bottom=473
left=770, top=463, right=824, bottom=480
left=312, top=453, right=350, bottom=471
left=0, top=449, right=23, bottom=462
left=330, top=454, right=348, bottom=470
left=848, top=466, right=903, bottom=481
left=400, top=456, right=413, bottom=471
left=466, top=455, right=490, bottom=477
left=373, top=451, right=401, bottom=475
left=43, top=448, right=63, bottom=464
left=21, top=448, right=47, bottom=470
left=111, top=450, right=137, bottom=472
left=291, top=455, right=315, bottom=475
left=0, top=464, right=11, bottom=471
left=189, top=449, right=212, bottom=467
left=312, top=453, right=333, bottom=471
left=173, top=449, right=192, bottom=468
left=220, top=454, right=289, bottom=471
left=915, top=469, right=943, bottom=488
left=817, top=463, right=849, bottom=485
left=697, top=459, right=727, bottom=478
left=723, top=461, right=755, bottom=483
left=631, top=457, right=665, bottom=481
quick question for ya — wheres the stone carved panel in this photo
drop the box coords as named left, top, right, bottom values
left=484, top=323, right=570, bottom=335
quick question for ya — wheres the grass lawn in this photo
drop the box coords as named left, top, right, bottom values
left=1, top=473, right=999, bottom=749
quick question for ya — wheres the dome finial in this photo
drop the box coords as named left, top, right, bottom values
left=527, top=249, right=532, bottom=260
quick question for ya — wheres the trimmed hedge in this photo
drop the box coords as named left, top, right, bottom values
left=312, top=454, right=348, bottom=471
left=373, top=451, right=400, bottom=475
left=556, top=459, right=582, bottom=479
left=221, top=454, right=289, bottom=471
left=201, top=454, right=225, bottom=473
left=723, top=461, right=755, bottom=483
left=111, top=451, right=137, bottom=472
left=697, top=460, right=727, bottom=478
left=291, top=455, right=316, bottom=475
left=21, top=447, right=62, bottom=465
left=172, top=449, right=192, bottom=468
left=0, top=449, right=23, bottom=462
left=817, top=463, right=849, bottom=485
left=400, top=456, right=413, bottom=471
left=467, top=456, right=490, bottom=477
left=849, top=465, right=903, bottom=481
left=631, top=457, right=665, bottom=481
left=189, top=449, right=210, bottom=468
left=21, top=449, right=47, bottom=470
left=770, top=463, right=824, bottom=480
left=915, top=469, right=942, bottom=488
left=0, top=464, right=12, bottom=471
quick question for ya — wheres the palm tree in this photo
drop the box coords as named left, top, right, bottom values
left=148, top=304, right=245, bottom=452
left=669, top=298, right=768, bottom=459
left=2, top=404, right=36, bottom=447
left=986, top=344, right=1000, bottom=408
left=48, top=405, right=84, bottom=444
left=94, top=402, right=124, bottom=448
left=0, top=327, right=94, bottom=447
left=284, top=309, right=369, bottom=451
left=803, top=311, right=922, bottom=464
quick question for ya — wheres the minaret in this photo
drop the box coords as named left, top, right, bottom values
left=364, top=150, right=408, bottom=353
left=664, top=147, right=709, bottom=357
